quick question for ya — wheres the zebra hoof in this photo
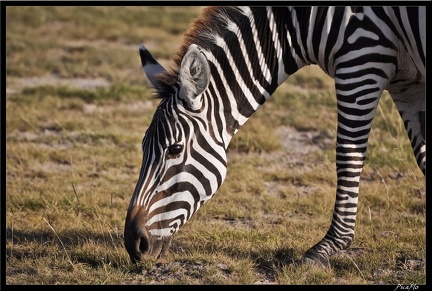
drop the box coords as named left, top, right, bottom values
left=296, top=253, right=330, bottom=269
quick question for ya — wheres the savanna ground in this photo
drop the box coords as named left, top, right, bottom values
left=4, top=6, right=426, bottom=285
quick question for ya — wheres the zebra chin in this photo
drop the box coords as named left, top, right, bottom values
left=124, top=205, right=173, bottom=263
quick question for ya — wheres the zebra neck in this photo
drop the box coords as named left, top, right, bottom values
left=195, top=7, right=311, bottom=146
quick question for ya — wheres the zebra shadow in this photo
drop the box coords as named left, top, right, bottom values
left=170, top=239, right=298, bottom=278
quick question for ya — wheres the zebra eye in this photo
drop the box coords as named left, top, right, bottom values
left=167, top=144, right=183, bottom=155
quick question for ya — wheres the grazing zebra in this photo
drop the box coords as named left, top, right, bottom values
left=124, top=6, right=425, bottom=267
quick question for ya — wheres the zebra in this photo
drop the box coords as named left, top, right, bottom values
left=124, top=6, right=425, bottom=267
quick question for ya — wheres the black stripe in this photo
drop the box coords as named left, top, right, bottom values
left=311, top=7, right=328, bottom=62
left=293, top=7, right=313, bottom=64
left=273, top=7, right=299, bottom=77
left=336, top=67, right=389, bottom=81
left=324, top=7, right=345, bottom=72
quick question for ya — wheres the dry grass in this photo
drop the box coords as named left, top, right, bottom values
left=5, top=6, right=425, bottom=285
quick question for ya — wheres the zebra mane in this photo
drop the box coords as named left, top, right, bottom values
left=155, top=6, right=257, bottom=99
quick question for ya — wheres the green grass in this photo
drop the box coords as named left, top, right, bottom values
left=5, top=6, right=425, bottom=285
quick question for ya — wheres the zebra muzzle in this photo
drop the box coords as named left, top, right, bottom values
left=124, top=205, right=172, bottom=263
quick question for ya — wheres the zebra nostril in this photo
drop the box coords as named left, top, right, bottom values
left=138, top=235, right=150, bottom=253
left=126, top=231, right=151, bottom=263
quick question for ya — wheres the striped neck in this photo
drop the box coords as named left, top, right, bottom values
left=157, top=7, right=317, bottom=148
left=181, top=7, right=308, bottom=145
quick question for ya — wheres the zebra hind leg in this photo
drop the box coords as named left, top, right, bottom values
left=389, top=84, right=426, bottom=175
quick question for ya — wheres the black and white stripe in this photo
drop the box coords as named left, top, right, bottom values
left=124, top=6, right=425, bottom=266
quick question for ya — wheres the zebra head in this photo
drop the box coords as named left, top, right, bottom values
left=124, top=44, right=229, bottom=263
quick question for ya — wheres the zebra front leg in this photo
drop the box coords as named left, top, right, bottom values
left=297, top=166, right=362, bottom=268
left=297, top=91, right=379, bottom=268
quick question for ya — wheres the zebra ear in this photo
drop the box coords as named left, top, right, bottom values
left=139, top=44, right=166, bottom=88
left=179, top=44, right=210, bottom=110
